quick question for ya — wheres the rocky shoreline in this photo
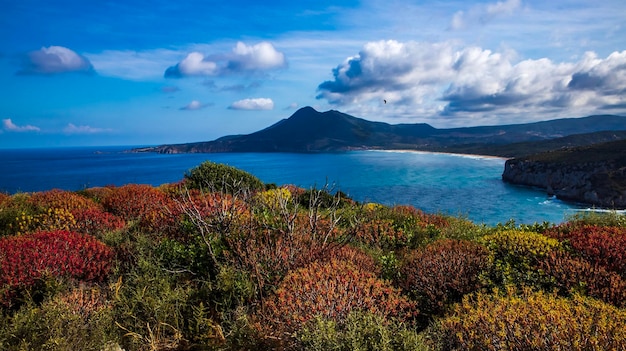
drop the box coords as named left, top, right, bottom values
left=502, top=146, right=626, bottom=209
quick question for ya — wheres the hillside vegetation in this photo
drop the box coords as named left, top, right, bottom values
left=1, top=162, right=626, bottom=350
left=135, top=107, right=626, bottom=157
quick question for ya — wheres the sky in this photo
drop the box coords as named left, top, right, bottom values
left=1, top=0, right=625, bottom=148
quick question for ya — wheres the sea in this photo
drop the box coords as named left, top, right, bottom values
left=0, top=146, right=591, bottom=225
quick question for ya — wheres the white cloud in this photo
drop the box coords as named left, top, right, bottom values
left=450, top=0, right=522, bottom=30
left=165, top=41, right=286, bottom=78
left=180, top=100, right=208, bottom=110
left=2, top=119, right=40, bottom=132
left=317, top=40, right=626, bottom=125
left=228, top=98, right=274, bottom=110
left=228, top=41, right=286, bottom=71
left=19, top=46, right=93, bottom=75
left=63, top=123, right=112, bottom=134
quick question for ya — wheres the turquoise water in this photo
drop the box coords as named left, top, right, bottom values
left=0, top=146, right=585, bottom=225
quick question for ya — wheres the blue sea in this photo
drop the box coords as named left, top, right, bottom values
left=0, top=146, right=588, bottom=225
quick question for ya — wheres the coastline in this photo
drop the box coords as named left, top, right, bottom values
left=368, top=148, right=509, bottom=161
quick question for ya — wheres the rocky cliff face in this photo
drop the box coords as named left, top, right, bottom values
left=502, top=158, right=626, bottom=209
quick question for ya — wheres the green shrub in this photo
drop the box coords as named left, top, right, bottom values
left=431, top=289, right=626, bottom=351
left=0, top=286, right=116, bottom=351
left=297, top=311, right=428, bottom=351
left=184, top=161, right=264, bottom=193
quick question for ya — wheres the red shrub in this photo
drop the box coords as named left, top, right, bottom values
left=539, top=251, right=626, bottom=308
left=0, top=230, right=114, bottom=306
left=70, top=208, right=126, bottom=236
left=101, top=184, right=178, bottom=233
left=399, top=239, right=490, bottom=314
left=546, top=225, right=626, bottom=276
left=263, top=259, right=417, bottom=336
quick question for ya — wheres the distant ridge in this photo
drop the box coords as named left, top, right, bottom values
left=133, top=107, right=626, bottom=157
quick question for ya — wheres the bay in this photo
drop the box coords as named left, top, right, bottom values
left=0, top=146, right=585, bottom=225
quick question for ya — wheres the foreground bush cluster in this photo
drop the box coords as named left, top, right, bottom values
left=0, top=161, right=625, bottom=350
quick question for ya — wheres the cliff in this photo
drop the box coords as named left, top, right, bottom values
left=502, top=139, right=626, bottom=209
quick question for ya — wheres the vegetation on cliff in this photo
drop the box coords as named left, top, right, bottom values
left=1, top=162, right=625, bottom=350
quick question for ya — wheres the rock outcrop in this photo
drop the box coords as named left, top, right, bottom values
left=502, top=140, right=626, bottom=209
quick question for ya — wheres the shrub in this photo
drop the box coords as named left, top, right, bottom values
left=111, top=253, right=222, bottom=351
left=101, top=184, right=178, bottom=233
left=431, top=289, right=626, bottom=351
left=349, top=205, right=448, bottom=249
left=481, top=230, right=562, bottom=288
left=545, top=224, right=626, bottom=276
left=224, top=211, right=345, bottom=295
left=538, top=251, right=626, bottom=307
left=254, top=187, right=292, bottom=212
left=69, top=208, right=126, bottom=237
left=399, top=239, right=491, bottom=316
left=0, top=231, right=114, bottom=307
left=0, top=286, right=116, bottom=350
left=184, top=161, right=264, bottom=193
left=27, top=189, right=100, bottom=213
left=297, top=311, right=428, bottom=351
left=8, top=207, right=77, bottom=235
left=0, top=193, right=9, bottom=206
left=263, top=259, right=417, bottom=339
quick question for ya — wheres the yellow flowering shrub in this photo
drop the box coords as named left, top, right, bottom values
left=433, top=289, right=626, bottom=351
left=254, top=187, right=292, bottom=211
left=481, top=230, right=562, bottom=288
left=9, top=208, right=76, bottom=235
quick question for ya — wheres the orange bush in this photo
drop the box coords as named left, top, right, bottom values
left=400, top=239, right=490, bottom=315
left=263, top=259, right=417, bottom=337
left=0, top=193, right=9, bottom=206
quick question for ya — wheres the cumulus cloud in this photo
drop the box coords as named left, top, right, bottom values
left=2, top=119, right=40, bottom=132
left=180, top=100, right=210, bottom=110
left=316, top=40, right=626, bottom=124
left=165, top=42, right=286, bottom=78
left=228, top=98, right=274, bottom=110
left=18, top=46, right=93, bottom=75
left=450, top=0, right=522, bottom=30
left=63, top=123, right=112, bottom=134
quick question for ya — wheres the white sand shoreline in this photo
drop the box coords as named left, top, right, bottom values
left=366, top=149, right=509, bottom=160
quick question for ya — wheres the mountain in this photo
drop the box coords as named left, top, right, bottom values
left=134, top=106, right=626, bottom=156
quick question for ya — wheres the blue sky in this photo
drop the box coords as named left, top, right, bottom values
left=1, top=0, right=625, bottom=148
